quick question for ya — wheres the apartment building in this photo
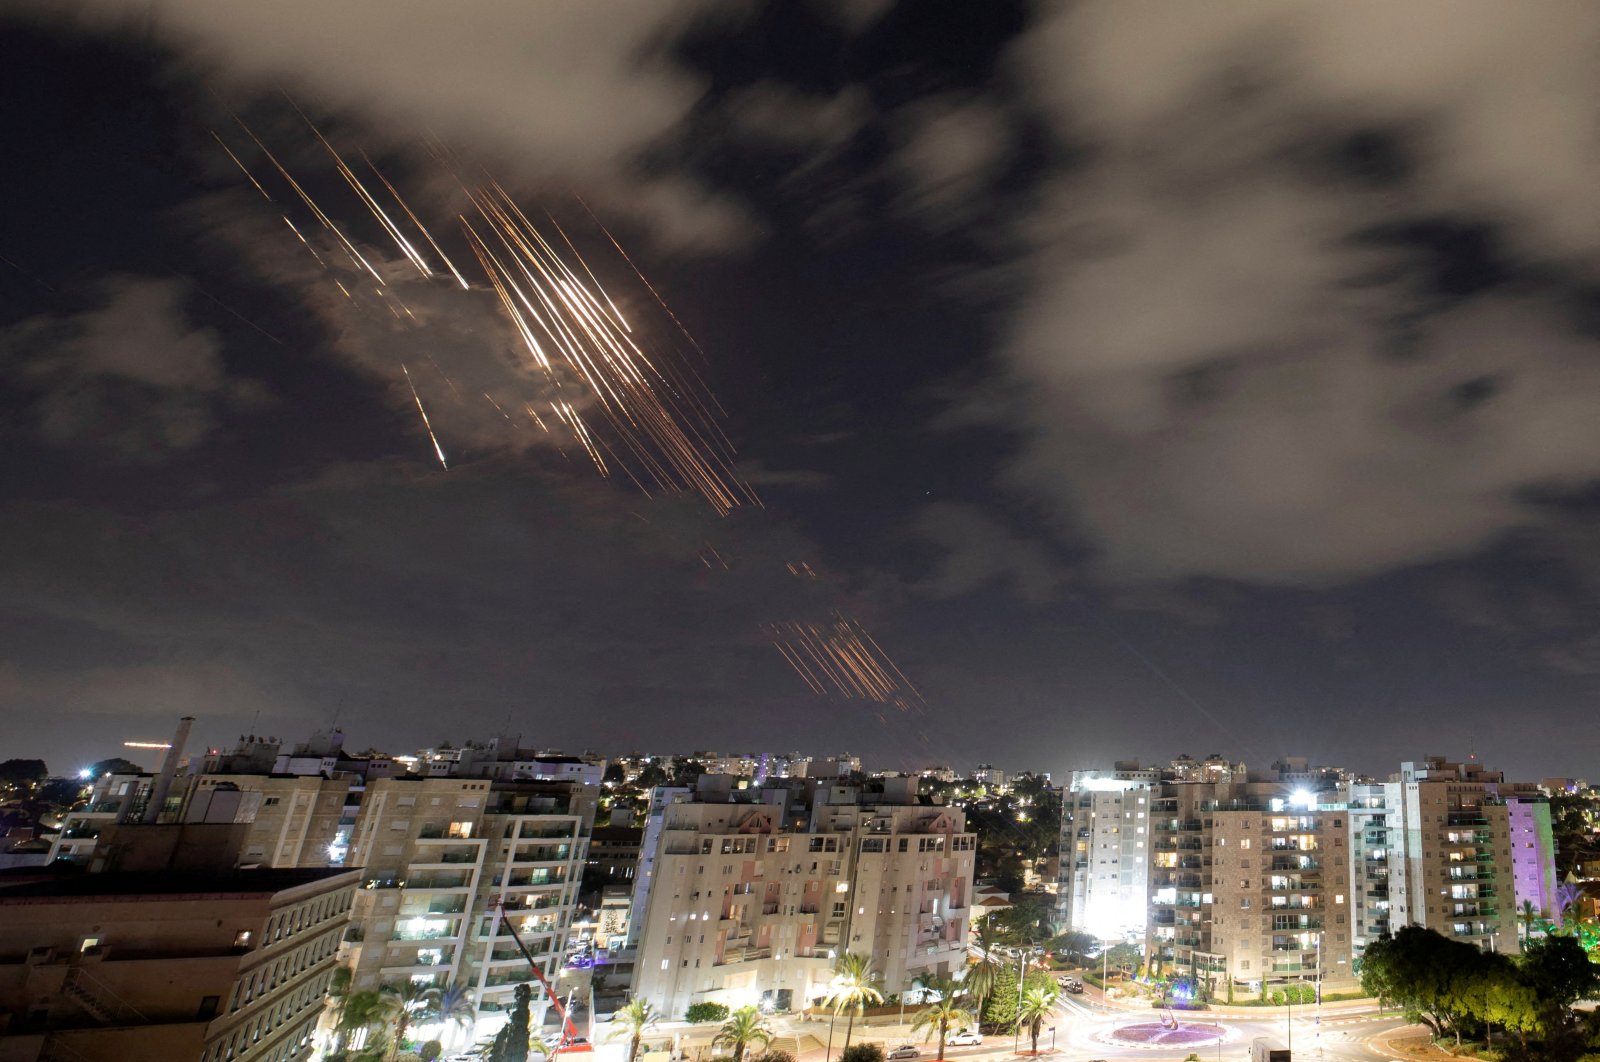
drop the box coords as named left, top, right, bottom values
left=48, top=772, right=154, bottom=865
left=183, top=775, right=360, bottom=869
left=1383, top=758, right=1543, bottom=954
left=0, top=821, right=356, bottom=1062
left=1201, top=796, right=1354, bottom=995
left=630, top=775, right=974, bottom=1018
left=339, top=775, right=596, bottom=1033
left=1056, top=771, right=1152, bottom=939
left=1346, top=783, right=1392, bottom=957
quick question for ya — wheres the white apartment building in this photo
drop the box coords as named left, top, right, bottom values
left=631, top=775, right=974, bottom=1018
left=339, top=776, right=597, bottom=1033
left=1056, top=773, right=1151, bottom=939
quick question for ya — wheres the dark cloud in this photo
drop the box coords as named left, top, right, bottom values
left=979, top=0, right=1600, bottom=585
left=6, top=275, right=264, bottom=457
left=27, top=0, right=753, bottom=252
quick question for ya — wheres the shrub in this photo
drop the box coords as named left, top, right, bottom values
left=840, top=1045, right=884, bottom=1062
left=420, top=1043, right=444, bottom=1062
left=755, top=1051, right=796, bottom=1062
left=686, top=1001, right=730, bottom=1024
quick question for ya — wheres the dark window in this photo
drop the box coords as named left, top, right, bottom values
left=198, top=995, right=221, bottom=1020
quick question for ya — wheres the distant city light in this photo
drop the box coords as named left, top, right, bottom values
left=123, top=741, right=172, bottom=750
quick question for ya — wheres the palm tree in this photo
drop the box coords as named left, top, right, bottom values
left=381, top=979, right=441, bottom=1058
left=434, top=980, right=477, bottom=1049
left=339, top=990, right=401, bottom=1057
left=1014, top=982, right=1060, bottom=1056
left=327, top=966, right=355, bottom=1045
left=911, top=990, right=974, bottom=1061
left=607, top=997, right=660, bottom=1062
left=963, top=955, right=1000, bottom=1029
left=1518, top=899, right=1544, bottom=945
left=825, top=952, right=885, bottom=1054
left=713, top=1005, right=774, bottom=1062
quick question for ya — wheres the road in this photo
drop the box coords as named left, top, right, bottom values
left=788, top=987, right=1417, bottom=1062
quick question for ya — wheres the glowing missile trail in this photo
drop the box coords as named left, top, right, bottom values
left=765, top=610, right=923, bottom=712
left=362, top=151, right=470, bottom=289
left=209, top=105, right=925, bottom=709
left=401, top=363, right=449, bottom=470
left=233, top=116, right=385, bottom=283
left=211, top=130, right=273, bottom=202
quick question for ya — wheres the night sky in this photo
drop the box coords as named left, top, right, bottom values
left=4, top=2, right=1600, bottom=781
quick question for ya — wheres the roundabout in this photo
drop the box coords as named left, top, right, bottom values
left=1099, top=1020, right=1227, bottom=1050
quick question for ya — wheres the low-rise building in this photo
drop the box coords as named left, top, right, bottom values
left=0, top=860, right=355, bottom=1061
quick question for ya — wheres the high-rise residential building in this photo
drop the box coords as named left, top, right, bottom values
left=1147, top=774, right=1355, bottom=997
left=1056, top=769, right=1152, bottom=939
left=1381, top=758, right=1547, bottom=954
left=1345, top=782, right=1392, bottom=957
left=629, top=775, right=974, bottom=1018
left=338, top=775, right=597, bottom=1034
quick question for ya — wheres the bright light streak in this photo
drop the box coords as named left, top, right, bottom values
left=400, top=363, right=449, bottom=470
left=123, top=741, right=172, bottom=750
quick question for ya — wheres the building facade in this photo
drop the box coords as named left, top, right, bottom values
left=0, top=865, right=356, bottom=1062
left=338, top=776, right=596, bottom=1032
left=1056, top=773, right=1151, bottom=940
left=630, top=775, right=974, bottom=1019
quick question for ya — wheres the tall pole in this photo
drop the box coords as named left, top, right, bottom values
left=141, top=715, right=194, bottom=824
left=1314, top=932, right=1323, bottom=1055
left=1014, top=942, right=1030, bottom=1054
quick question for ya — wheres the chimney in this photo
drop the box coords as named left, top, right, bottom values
left=141, top=716, right=195, bottom=825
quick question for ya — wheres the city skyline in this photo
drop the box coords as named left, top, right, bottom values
left=5, top=5, right=1600, bottom=780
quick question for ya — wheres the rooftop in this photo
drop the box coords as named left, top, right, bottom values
left=0, top=865, right=357, bottom=902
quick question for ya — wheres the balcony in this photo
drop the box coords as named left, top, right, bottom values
left=718, top=946, right=772, bottom=965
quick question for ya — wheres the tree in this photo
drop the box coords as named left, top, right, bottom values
left=433, top=981, right=475, bottom=1048
left=839, top=1046, right=884, bottom=1062
left=1048, top=931, right=1099, bottom=966
left=87, top=757, right=144, bottom=778
left=0, top=760, right=47, bottom=793
left=1014, top=982, right=1060, bottom=1055
left=382, top=980, right=441, bottom=1058
left=489, top=984, right=532, bottom=1062
left=340, top=990, right=402, bottom=1058
left=328, top=966, right=355, bottom=1044
left=911, top=989, right=974, bottom=1060
left=825, top=952, right=885, bottom=1054
left=1361, top=927, right=1499, bottom=1047
left=713, top=1006, right=774, bottom=1062
left=981, top=966, right=1019, bottom=1031
left=1519, top=935, right=1600, bottom=1008
left=1520, top=899, right=1545, bottom=946
left=608, top=997, right=659, bottom=1062
left=685, top=1002, right=729, bottom=1024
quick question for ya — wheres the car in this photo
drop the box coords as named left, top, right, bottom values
left=947, top=1030, right=984, bottom=1046
left=887, top=1047, right=922, bottom=1060
left=1061, top=978, right=1084, bottom=994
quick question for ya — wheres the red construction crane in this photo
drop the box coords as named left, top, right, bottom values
left=492, top=899, right=592, bottom=1054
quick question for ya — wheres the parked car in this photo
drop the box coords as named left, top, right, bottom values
left=947, top=1030, right=984, bottom=1046
left=888, top=1046, right=922, bottom=1060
